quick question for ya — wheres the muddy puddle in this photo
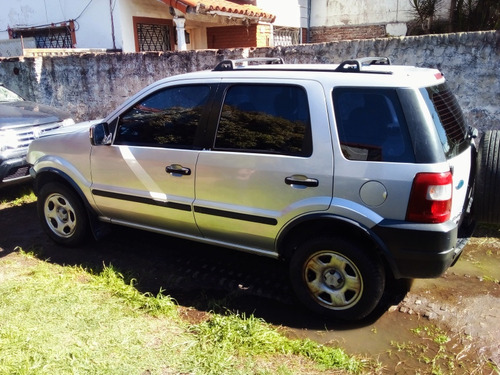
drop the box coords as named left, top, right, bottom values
left=286, top=229, right=500, bottom=373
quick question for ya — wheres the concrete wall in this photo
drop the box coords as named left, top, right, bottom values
left=0, top=31, right=498, bottom=132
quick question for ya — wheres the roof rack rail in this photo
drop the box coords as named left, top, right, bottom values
left=335, top=57, right=391, bottom=72
left=213, top=57, right=284, bottom=71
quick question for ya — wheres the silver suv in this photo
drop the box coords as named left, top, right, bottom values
left=27, top=57, right=499, bottom=321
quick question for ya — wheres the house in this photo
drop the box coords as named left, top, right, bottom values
left=0, top=0, right=277, bottom=55
left=0, top=0, right=452, bottom=56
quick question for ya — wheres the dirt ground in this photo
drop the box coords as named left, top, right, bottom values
left=1, top=193, right=499, bottom=374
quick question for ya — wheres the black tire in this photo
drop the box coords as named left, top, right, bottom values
left=474, top=130, right=500, bottom=224
left=37, top=182, right=89, bottom=246
left=289, top=236, right=385, bottom=321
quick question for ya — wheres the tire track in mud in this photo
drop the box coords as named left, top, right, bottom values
left=157, top=251, right=296, bottom=306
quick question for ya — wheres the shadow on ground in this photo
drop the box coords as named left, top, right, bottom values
left=0, top=199, right=409, bottom=331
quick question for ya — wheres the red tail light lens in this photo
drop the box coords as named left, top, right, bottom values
left=406, top=172, right=452, bottom=223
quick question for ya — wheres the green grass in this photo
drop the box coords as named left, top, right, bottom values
left=0, top=251, right=366, bottom=375
left=0, top=184, right=36, bottom=207
left=189, top=311, right=362, bottom=374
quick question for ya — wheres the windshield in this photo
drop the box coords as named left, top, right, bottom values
left=420, top=83, right=469, bottom=159
left=0, top=86, right=24, bottom=103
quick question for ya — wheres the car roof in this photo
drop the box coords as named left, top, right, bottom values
left=159, top=57, right=446, bottom=89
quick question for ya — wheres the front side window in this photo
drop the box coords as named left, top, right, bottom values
left=214, top=84, right=312, bottom=156
left=114, top=85, right=210, bottom=149
left=333, top=88, right=415, bottom=163
left=420, top=83, right=469, bottom=158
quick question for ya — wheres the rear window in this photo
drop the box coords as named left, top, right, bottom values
left=420, top=83, right=469, bottom=158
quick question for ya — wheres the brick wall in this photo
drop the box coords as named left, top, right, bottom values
left=310, top=25, right=387, bottom=42
left=207, top=25, right=257, bottom=49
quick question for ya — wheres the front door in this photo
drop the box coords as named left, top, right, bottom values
left=90, top=84, right=212, bottom=236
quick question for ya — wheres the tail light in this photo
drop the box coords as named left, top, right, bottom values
left=406, top=172, right=452, bottom=223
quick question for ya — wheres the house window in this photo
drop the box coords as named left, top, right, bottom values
left=133, top=17, right=174, bottom=52
left=9, top=22, right=75, bottom=48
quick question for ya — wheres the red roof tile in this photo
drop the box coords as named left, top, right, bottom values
left=160, top=0, right=275, bottom=22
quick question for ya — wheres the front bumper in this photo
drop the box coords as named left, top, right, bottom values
left=0, top=156, right=31, bottom=186
left=372, top=219, right=471, bottom=279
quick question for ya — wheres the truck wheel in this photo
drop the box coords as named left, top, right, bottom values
left=474, top=130, right=500, bottom=224
left=37, top=182, right=89, bottom=246
left=289, top=236, right=385, bottom=321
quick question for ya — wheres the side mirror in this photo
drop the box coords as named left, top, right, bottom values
left=90, top=122, right=112, bottom=145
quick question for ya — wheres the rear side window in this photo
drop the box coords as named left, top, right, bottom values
left=214, top=84, right=312, bottom=156
left=333, top=88, right=415, bottom=162
left=420, top=83, right=469, bottom=158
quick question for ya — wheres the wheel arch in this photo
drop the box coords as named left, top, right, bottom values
left=277, top=214, right=398, bottom=278
left=33, top=167, right=108, bottom=240
left=34, top=168, right=87, bottom=204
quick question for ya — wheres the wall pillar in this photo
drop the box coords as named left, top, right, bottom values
left=173, top=17, right=187, bottom=51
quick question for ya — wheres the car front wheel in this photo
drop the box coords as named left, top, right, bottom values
left=289, top=236, right=385, bottom=321
left=37, top=182, right=89, bottom=246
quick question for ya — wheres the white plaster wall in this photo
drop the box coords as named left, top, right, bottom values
left=311, top=0, right=451, bottom=26
left=74, top=1, right=118, bottom=49
left=257, top=0, right=308, bottom=28
left=117, top=0, right=172, bottom=52
left=0, top=0, right=117, bottom=50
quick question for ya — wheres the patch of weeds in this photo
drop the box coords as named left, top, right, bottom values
left=482, top=275, right=500, bottom=283
left=188, top=310, right=366, bottom=374
left=92, top=265, right=179, bottom=318
left=0, top=184, right=35, bottom=207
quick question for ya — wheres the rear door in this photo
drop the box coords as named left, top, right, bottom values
left=194, top=80, right=334, bottom=254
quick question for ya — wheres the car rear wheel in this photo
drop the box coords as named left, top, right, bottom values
left=37, top=182, right=89, bottom=246
left=289, top=236, right=385, bottom=321
left=474, top=130, right=500, bottom=224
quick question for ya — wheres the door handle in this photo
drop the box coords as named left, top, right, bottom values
left=166, top=164, right=191, bottom=176
left=285, top=175, right=319, bottom=187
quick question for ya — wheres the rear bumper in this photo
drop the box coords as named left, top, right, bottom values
left=372, top=219, right=472, bottom=279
